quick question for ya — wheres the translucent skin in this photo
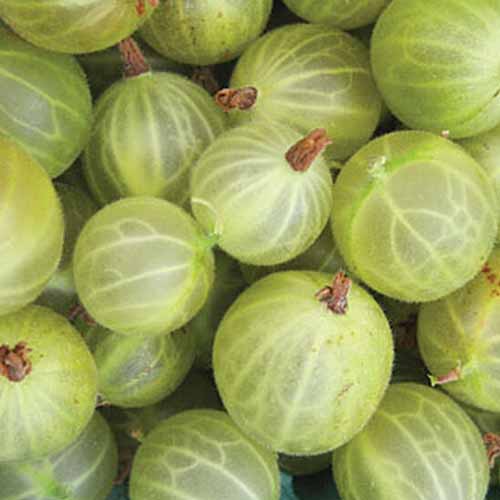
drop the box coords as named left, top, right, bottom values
left=0, top=0, right=157, bottom=54
left=73, top=197, right=215, bottom=337
left=84, top=72, right=227, bottom=207
left=228, top=23, right=382, bottom=160
left=418, top=247, right=500, bottom=412
left=0, top=26, right=92, bottom=178
left=459, top=124, right=500, bottom=242
left=0, top=306, right=98, bottom=463
left=88, top=325, right=196, bottom=408
left=191, top=122, right=333, bottom=266
left=371, top=0, right=500, bottom=138
left=129, top=410, right=281, bottom=500
left=0, top=137, right=64, bottom=316
left=331, top=131, right=498, bottom=302
left=213, top=271, right=394, bottom=455
left=283, top=0, right=390, bottom=29
left=0, top=412, right=118, bottom=500
left=140, top=0, right=272, bottom=65
left=333, top=383, right=490, bottom=500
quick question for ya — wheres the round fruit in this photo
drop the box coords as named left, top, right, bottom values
left=371, top=0, right=500, bottom=138
left=0, top=411, right=118, bottom=500
left=140, top=0, right=273, bottom=66
left=86, top=325, right=195, bottom=408
left=331, top=130, right=498, bottom=302
left=459, top=123, right=500, bottom=242
left=282, top=0, right=390, bottom=29
left=0, top=305, right=97, bottom=463
left=129, top=409, right=281, bottom=500
left=187, top=251, right=246, bottom=370
left=0, top=26, right=92, bottom=177
left=333, top=383, right=490, bottom=500
left=418, top=247, right=500, bottom=412
left=73, top=197, right=215, bottom=337
left=0, top=0, right=158, bottom=53
left=191, top=123, right=333, bottom=265
left=37, top=183, right=98, bottom=315
left=84, top=67, right=227, bottom=206
left=222, top=23, right=382, bottom=160
left=213, top=271, right=394, bottom=455
left=0, top=137, right=64, bottom=316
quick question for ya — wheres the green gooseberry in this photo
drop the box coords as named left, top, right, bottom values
left=191, top=123, right=333, bottom=266
left=213, top=271, right=394, bottom=455
left=417, top=247, right=500, bottom=412
left=83, top=40, right=227, bottom=207
left=73, top=197, right=215, bottom=337
left=140, top=0, right=273, bottom=66
left=331, top=130, right=498, bottom=302
left=0, top=26, right=92, bottom=177
left=0, top=412, right=118, bottom=500
left=37, top=183, right=98, bottom=316
left=84, top=325, right=195, bottom=408
left=459, top=123, right=500, bottom=242
left=222, top=23, right=382, bottom=160
left=333, top=383, right=490, bottom=500
left=0, top=305, right=97, bottom=463
left=282, top=0, right=390, bottom=30
left=0, top=136, right=64, bottom=316
left=371, top=0, right=500, bottom=138
left=129, top=409, right=281, bottom=500
left=0, top=0, right=158, bottom=54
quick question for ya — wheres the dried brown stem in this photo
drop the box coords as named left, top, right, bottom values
left=315, top=272, right=352, bottom=315
left=192, top=66, right=220, bottom=95
left=428, top=365, right=461, bottom=387
left=484, top=433, right=500, bottom=468
left=215, top=87, right=258, bottom=112
left=68, top=304, right=96, bottom=326
left=118, top=37, right=150, bottom=78
left=136, top=0, right=158, bottom=16
left=0, top=342, right=32, bottom=382
left=286, top=129, right=332, bottom=172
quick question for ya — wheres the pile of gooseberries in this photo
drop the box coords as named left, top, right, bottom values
left=1, top=1, right=499, bottom=499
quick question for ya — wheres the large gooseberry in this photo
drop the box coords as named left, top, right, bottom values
left=140, top=0, right=273, bottom=66
left=221, top=23, right=382, bottom=160
left=73, top=197, right=215, bottom=337
left=191, top=123, right=333, bottom=266
left=331, top=130, right=498, bottom=302
left=0, top=0, right=158, bottom=53
left=0, top=411, right=118, bottom=500
left=84, top=40, right=227, bottom=207
left=129, top=409, right=281, bottom=500
left=0, top=305, right=97, bottom=463
left=0, top=137, right=64, bottom=316
left=371, top=0, right=500, bottom=138
left=418, top=247, right=500, bottom=412
left=282, top=0, right=390, bottom=29
left=213, top=271, right=394, bottom=455
left=0, top=26, right=92, bottom=177
left=333, top=383, right=490, bottom=499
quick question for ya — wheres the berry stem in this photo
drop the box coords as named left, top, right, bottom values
left=428, top=364, right=462, bottom=387
left=315, top=272, right=352, bottom=315
left=215, top=87, right=258, bottom=112
left=0, top=342, right=32, bottom=382
left=286, top=129, right=332, bottom=172
left=118, top=38, right=150, bottom=78
left=68, top=303, right=96, bottom=326
left=484, top=433, right=500, bottom=468
left=192, top=66, right=220, bottom=95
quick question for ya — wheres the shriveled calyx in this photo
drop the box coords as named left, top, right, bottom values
left=484, top=433, right=500, bottom=468
left=118, top=37, right=150, bottom=78
left=428, top=363, right=462, bottom=387
left=315, top=272, right=352, bottom=314
left=0, top=342, right=32, bottom=382
left=215, top=87, right=258, bottom=112
left=135, top=0, right=159, bottom=16
left=286, top=129, right=331, bottom=172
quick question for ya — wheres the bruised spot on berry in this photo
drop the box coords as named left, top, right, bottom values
left=315, top=272, right=352, bottom=315
left=484, top=433, right=500, bottom=468
left=0, top=342, right=32, bottom=382
left=286, top=129, right=332, bottom=172
left=215, top=87, right=258, bottom=112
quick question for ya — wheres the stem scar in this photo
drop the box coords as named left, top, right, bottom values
left=315, top=272, right=352, bottom=314
left=286, top=129, right=332, bottom=172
